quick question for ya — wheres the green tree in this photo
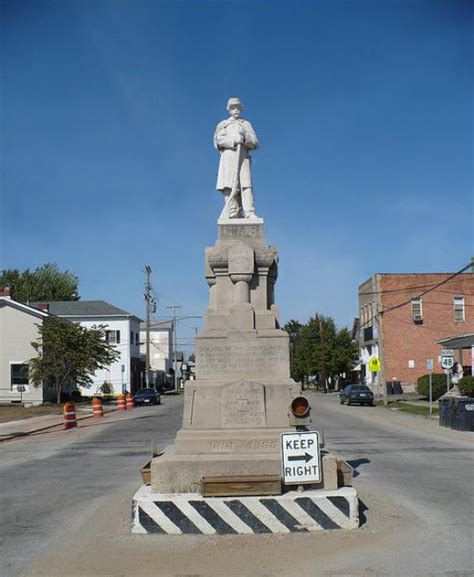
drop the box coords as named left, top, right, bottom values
left=0, top=263, right=79, bottom=303
left=283, top=314, right=358, bottom=390
left=29, top=317, right=120, bottom=404
left=282, top=320, right=305, bottom=382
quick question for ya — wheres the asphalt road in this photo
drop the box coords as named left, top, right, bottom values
left=1, top=391, right=472, bottom=577
left=310, top=392, right=474, bottom=576
left=0, top=395, right=183, bottom=577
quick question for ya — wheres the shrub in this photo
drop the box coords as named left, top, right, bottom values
left=457, top=376, right=474, bottom=397
left=416, top=373, right=447, bottom=401
left=100, top=381, right=113, bottom=395
left=71, top=390, right=82, bottom=402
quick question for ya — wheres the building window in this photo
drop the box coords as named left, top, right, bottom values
left=454, top=297, right=465, bottom=322
left=135, top=333, right=139, bottom=346
left=11, top=363, right=29, bottom=390
left=105, top=330, right=121, bottom=344
left=130, top=331, right=134, bottom=346
left=411, top=298, right=423, bottom=323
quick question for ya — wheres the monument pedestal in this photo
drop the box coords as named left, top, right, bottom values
left=150, top=219, right=338, bottom=493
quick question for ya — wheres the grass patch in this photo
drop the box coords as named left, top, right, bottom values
left=376, top=400, right=438, bottom=417
left=0, top=404, right=64, bottom=424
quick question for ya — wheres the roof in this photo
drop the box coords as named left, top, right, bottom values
left=33, top=300, right=143, bottom=321
left=436, top=333, right=474, bottom=350
left=0, top=297, right=50, bottom=319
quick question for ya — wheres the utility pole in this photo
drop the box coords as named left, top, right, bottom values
left=375, top=274, right=388, bottom=406
left=318, top=316, right=327, bottom=393
left=166, top=305, right=182, bottom=390
left=144, top=266, right=156, bottom=388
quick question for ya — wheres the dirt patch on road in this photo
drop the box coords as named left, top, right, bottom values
left=21, top=484, right=413, bottom=577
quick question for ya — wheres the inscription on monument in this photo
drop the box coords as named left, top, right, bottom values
left=206, top=439, right=279, bottom=453
left=221, top=381, right=266, bottom=428
left=219, top=224, right=263, bottom=239
left=197, top=340, right=289, bottom=379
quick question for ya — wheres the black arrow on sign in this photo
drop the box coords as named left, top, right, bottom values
left=288, top=452, right=313, bottom=463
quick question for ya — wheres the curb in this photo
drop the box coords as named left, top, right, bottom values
left=0, top=408, right=119, bottom=443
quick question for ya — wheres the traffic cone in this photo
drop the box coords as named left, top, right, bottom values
left=63, top=402, right=77, bottom=429
left=125, top=393, right=134, bottom=410
left=92, top=397, right=104, bottom=417
left=117, top=394, right=126, bottom=411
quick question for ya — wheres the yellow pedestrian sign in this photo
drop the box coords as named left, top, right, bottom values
left=369, top=356, right=381, bottom=372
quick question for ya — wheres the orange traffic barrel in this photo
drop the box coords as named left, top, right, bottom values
left=117, top=394, right=126, bottom=411
left=125, top=393, right=134, bottom=410
left=92, top=397, right=104, bottom=417
left=63, top=402, right=77, bottom=429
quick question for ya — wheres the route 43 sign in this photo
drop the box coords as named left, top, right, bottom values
left=281, top=431, right=321, bottom=485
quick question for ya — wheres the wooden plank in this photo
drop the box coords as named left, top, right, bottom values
left=140, top=461, right=151, bottom=485
left=201, top=475, right=281, bottom=497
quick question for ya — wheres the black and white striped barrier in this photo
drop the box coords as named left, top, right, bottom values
left=131, top=485, right=359, bottom=534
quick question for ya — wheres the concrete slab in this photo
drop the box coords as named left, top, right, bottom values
left=131, top=484, right=359, bottom=534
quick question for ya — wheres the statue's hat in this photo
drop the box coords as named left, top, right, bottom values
left=227, top=97, right=243, bottom=110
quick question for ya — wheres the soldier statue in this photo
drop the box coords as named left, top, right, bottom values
left=214, top=97, right=259, bottom=219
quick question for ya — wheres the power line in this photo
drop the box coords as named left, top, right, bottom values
left=380, top=263, right=472, bottom=316
left=357, top=262, right=473, bottom=329
left=359, top=274, right=473, bottom=297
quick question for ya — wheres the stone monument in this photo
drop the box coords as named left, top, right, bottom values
left=150, top=98, right=335, bottom=493
left=133, top=99, right=359, bottom=535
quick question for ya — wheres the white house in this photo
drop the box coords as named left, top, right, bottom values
left=35, top=300, right=145, bottom=395
left=0, top=291, right=54, bottom=406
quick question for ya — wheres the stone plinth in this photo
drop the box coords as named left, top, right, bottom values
left=151, top=219, right=333, bottom=493
left=132, top=485, right=359, bottom=534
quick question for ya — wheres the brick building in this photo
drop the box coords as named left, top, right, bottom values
left=358, top=269, right=474, bottom=393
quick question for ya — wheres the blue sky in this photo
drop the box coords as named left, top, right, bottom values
left=1, top=0, right=472, bottom=353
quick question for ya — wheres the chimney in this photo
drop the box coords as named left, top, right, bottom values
left=0, top=286, right=12, bottom=299
left=36, top=303, right=49, bottom=312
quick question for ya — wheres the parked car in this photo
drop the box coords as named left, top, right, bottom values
left=340, top=385, right=374, bottom=406
left=133, top=388, right=161, bottom=406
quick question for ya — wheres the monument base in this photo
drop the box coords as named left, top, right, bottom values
left=131, top=485, right=359, bottom=534
left=150, top=445, right=338, bottom=494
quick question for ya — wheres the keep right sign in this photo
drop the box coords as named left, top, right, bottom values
left=281, top=431, right=321, bottom=485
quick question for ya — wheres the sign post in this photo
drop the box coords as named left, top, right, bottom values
left=281, top=431, right=321, bottom=486
left=426, top=359, right=433, bottom=414
left=368, top=356, right=382, bottom=400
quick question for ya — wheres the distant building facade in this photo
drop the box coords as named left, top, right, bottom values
left=35, top=300, right=145, bottom=395
left=0, top=290, right=55, bottom=406
left=358, top=270, right=474, bottom=393
left=140, top=320, right=173, bottom=386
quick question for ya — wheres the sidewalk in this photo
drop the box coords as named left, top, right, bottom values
left=0, top=405, right=124, bottom=442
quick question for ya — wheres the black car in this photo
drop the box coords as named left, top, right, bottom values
left=340, top=385, right=374, bottom=406
left=133, top=388, right=161, bottom=406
